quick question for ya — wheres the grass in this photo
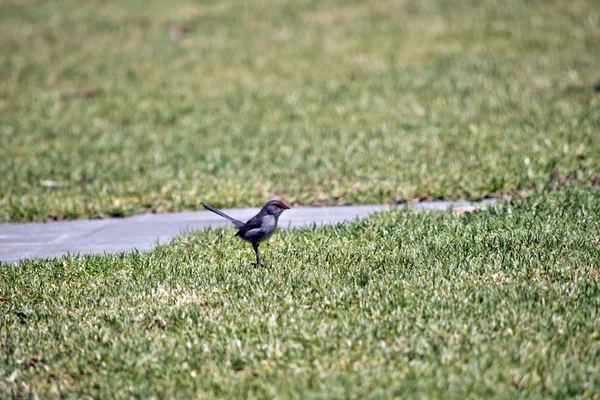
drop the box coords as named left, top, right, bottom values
left=1, top=187, right=599, bottom=398
left=1, top=0, right=599, bottom=222
left=2, top=1, right=599, bottom=397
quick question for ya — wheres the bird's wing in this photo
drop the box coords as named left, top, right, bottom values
left=235, top=214, right=263, bottom=236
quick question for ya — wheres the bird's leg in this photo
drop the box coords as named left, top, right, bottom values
left=252, top=243, right=263, bottom=266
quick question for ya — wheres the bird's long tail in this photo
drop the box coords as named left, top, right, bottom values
left=201, top=202, right=245, bottom=228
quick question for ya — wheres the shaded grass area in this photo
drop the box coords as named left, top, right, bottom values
left=1, top=187, right=599, bottom=398
left=0, top=0, right=599, bottom=222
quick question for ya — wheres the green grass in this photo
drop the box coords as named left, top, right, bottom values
left=1, top=187, right=599, bottom=398
left=1, top=0, right=599, bottom=222
left=2, top=1, right=599, bottom=397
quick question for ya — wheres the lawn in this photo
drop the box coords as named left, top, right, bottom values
left=2, top=0, right=599, bottom=396
left=1, top=187, right=599, bottom=398
left=1, top=0, right=599, bottom=222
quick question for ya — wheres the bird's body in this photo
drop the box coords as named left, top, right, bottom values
left=201, top=200, right=290, bottom=265
left=236, top=213, right=277, bottom=243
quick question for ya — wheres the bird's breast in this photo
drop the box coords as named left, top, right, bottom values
left=261, top=215, right=277, bottom=230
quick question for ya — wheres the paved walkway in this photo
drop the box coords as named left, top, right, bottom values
left=0, top=199, right=497, bottom=263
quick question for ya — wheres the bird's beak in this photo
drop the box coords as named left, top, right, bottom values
left=282, top=204, right=291, bottom=210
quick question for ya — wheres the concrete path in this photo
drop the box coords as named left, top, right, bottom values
left=0, top=199, right=497, bottom=264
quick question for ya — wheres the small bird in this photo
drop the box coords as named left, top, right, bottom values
left=201, top=200, right=291, bottom=265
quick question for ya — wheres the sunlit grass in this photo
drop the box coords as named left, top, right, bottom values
left=1, top=0, right=599, bottom=222
left=1, top=187, right=599, bottom=397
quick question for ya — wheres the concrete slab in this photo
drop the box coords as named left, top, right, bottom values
left=0, top=200, right=497, bottom=264
left=410, top=198, right=497, bottom=211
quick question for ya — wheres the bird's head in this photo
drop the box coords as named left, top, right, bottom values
left=262, top=200, right=291, bottom=216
